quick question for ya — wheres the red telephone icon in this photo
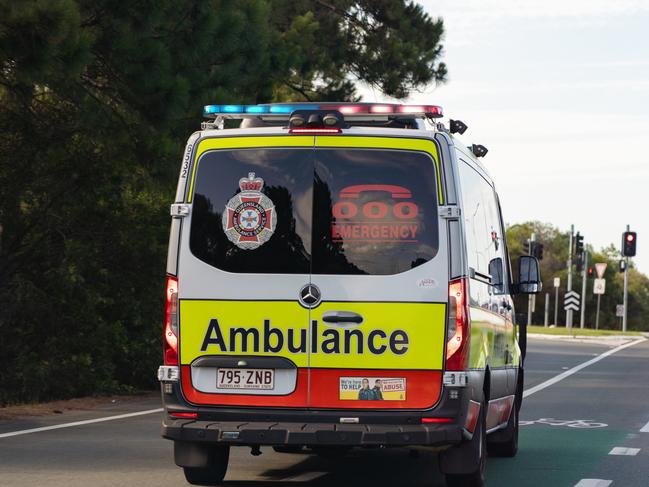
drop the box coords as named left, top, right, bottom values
left=340, top=184, right=412, bottom=199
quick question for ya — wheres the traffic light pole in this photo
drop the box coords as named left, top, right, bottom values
left=580, top=250, right=588, bottom=328
left=566, top=225, right=574, bottom=329
left=527, top=232, right=536, bottom=327
left=622, top=224, right=630, bottom=332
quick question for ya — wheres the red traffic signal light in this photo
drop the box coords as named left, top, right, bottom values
left=622, top=231, right=637, bottom=257
left=587, top=267, right=593, bottom=277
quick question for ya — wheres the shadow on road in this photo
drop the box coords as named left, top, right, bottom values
left=226, top=447, right=445, bottom=486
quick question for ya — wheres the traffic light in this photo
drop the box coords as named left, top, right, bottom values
left=525, top=240, right=544, bottom=260
left=622, top=231, right=637, bottom=257
left=576, top=254, right=583, bottom=273
left=587, top=267, right=593, bottom=278
left=574, top=232, right=584, bottom=257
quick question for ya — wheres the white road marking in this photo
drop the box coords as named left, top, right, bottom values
left=609, top=447, right=640, bottom=456
left=281, top=472, right=327, bottom=482
left=0, top=408, right=163, bottom=439
left=574, top=480, right=612, bottom=487
left=639, top=419, right=649, bottom=433
left=523, top=337, right=646, bottom=399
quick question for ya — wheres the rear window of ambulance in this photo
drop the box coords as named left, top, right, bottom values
left=189, top=147, right=439, bottom=275
left=189, top=148, right=312, bottom=274
left=312, top=149, right=439, bottom=275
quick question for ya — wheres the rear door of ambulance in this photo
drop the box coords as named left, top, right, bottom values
left=308, top=135, right=448, bottom=410
left=177, top=135, right=316, bottom=408
left=177, top=133, right=449, bottom=411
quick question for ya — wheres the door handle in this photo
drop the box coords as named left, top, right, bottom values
left=322, top=311, right=364, bottom=326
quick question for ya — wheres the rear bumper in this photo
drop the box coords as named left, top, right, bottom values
left=163, top=418, right=462, bottom=447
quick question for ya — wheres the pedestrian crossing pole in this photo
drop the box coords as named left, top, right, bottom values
left=566, top=225, right=574, bottom=329
left=544, top=293, right=549, bottom=327
left=554, top=282, right=559, bottom=326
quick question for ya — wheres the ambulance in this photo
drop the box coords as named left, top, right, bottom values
left=157, top=103, right=542, bottom=486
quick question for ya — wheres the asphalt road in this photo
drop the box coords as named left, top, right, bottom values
left=1, top=336, right=649, bottom=487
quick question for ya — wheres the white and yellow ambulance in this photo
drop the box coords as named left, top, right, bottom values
left=158, top=103, right=541, bottom=487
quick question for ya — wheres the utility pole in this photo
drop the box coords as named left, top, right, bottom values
left=566, top=225, right=574, bottom=329
left=527, top=232, right=536, bottom=327
left=622, top=224, right=630, bottom=332
left=580, top=250, right=588, bottom=328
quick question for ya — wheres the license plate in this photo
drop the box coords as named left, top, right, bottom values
left=216, top=368, right=274, bottom=390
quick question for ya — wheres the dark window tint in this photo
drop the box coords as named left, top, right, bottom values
left=312, top=149, right=439, bottom=275
left=189, top=148, right=312, bottom=274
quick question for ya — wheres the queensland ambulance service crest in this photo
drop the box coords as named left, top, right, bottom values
left=222, top=173, right=276, bottom=250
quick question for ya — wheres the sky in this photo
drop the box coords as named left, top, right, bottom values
left=361, top=0, right=649, bottom=273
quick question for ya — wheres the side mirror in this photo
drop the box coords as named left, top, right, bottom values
left=516, top=255, right=542, bottom=294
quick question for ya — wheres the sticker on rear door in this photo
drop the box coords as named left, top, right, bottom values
left=330, top=184, right=419, bottom=243
left=222, top=172, right=276, bottom=250
left=339, top=377, right=406, bottom=401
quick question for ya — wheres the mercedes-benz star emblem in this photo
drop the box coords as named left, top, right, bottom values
left=298, top=284, right=321, bottom=308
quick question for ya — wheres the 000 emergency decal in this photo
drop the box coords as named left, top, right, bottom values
left=179, top=300, right=446, bottom=370
left=331, top=184, right=420, bottom=242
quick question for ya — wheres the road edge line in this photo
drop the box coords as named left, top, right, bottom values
left=0, top=408, right=163, bottom=439
left=523, top=337, right=646, bottom=399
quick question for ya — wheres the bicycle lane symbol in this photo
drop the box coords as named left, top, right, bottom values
left=519, top=418, right=608, bottom=428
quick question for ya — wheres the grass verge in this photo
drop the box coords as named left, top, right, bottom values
left=528, top=325, right=643, bottom=337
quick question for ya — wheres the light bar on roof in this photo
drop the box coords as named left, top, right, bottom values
left=202, top=103, right=443, bottom=118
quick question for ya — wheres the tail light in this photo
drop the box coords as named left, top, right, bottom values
left=170, top=412, right=198, bottom=419
left=421, top=417, right=453, bottom=424
left=446, top=278, right=470, bottom=371
left=164, top=276, right=179, bottom=365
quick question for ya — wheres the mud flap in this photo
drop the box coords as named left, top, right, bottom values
left=175, top=441, right=230, bottom=468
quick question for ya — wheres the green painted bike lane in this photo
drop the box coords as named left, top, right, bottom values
left=485, top=426, right=628, bottom=486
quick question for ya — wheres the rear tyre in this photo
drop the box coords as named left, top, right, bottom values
left=443, top=405, right=486, bottom=487
left=487, top=402, right=519, bottom=458
left=183, top=446, right=230, bottom=486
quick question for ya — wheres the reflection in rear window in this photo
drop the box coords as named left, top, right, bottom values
left=312, top=149, right=439, bottom=275
left=189, top=146, right=439, bottom=275
left=189, top=149, right=312, bottom=274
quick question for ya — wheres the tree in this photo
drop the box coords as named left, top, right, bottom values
left=506, top=222, right=649, bottom=330
left=0, top=1, right=447, bottom=404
